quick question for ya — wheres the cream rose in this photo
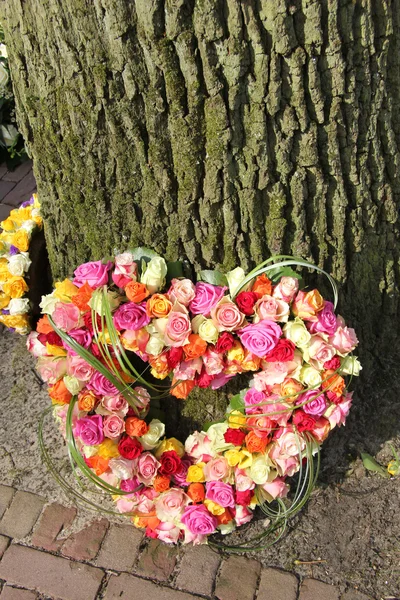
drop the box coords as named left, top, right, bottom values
left=141, top=257, right=167, bottom=292
left=299, top=364, right=322, bottom=388
left=145, top=334, right=165, bottom=356
left=226, top=267, right=246, bottom=296
left=340, top=356, right=362, bottom=376
left=198, top=318, right=219, bottom=344
left=63, top=375, right=84, bottom=395
left=39, top=293, right=58, bottom=314
left=8, top=253, right=32, bottom=276
left=283, top=317, right=311, bottom=348
left=248, top=454, right=271, bottom=485
left=8, top=297, right=30, bottom=315
left=139, top=419, right=165, bottom=450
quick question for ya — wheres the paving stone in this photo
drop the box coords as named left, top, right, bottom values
left=61, top=518, right=109, bottom=561
left=257, top=568, right=298, bottom=600
left=31, top=502, right=77, bottom=552
left=0, top=486, right=15, bottom=520
left=104, top=572, right=201, bottom=599
left=0, top=181, right=15, bottom=201
left=0, top=544, right=104, bottom=600
left=2, top=172, right=36, bottom=206
left=0, top=491, right=45, bottom=539
left=96, top=523, right=143, bottom=571
left=176, top=544, right=221, bottom=596
left=2, top=160, right=33, bottom=182
left=135, top=538, right=178, bottom=582
left=0, top=587, right=38, bottom=599
left=215, top=556, right=261, bottom=600
left=0, top=204, right=11, bottom=221
left=299, top=579, right=340, bottom=600
left=0, top=535, right=10, bottom=559
left=0, top=165, right=8, bottom=178
left=341, top=590, right=374, bottom=600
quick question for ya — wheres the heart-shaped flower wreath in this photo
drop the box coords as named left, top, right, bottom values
left=28, top=250, right=361, bottom=549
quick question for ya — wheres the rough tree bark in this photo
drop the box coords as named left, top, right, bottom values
left=1, top=0, right=400, bottom=425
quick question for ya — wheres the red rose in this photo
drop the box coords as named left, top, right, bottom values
left=90, top=343, right=101, bottom=358
left=224, top=428, right=246, bottom=446
left=324, top=356, right=341, bottom=370
left=83, top=312, right=102, bottom=333
left=47, top=331, right=63, bottom=346
left=159, top=450, right=181, bottom=475
left=215, top=332, right=235, bottom=353
left=37, top=333, right=48, bottom=345
left=235, top=291, right=258, bottom=316
left=196, top=369, right=215, bottom=388
left=235, top=490, right=253, bottom=506
left=118, top=435, right=143, bottom=459
left=145, top=528, right=158, bottom=539
left=292, top=410, right=316, bottom=432
left=264, top=339, right=295, bottom=362
left=167, top=347, right=184, bottom=369
left=326, top=390, right=342, bottom=405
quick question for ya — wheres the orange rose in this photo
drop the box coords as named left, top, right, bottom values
left=72, top=282, right=94, bottom=311
left=183, top=334, right=207, bottom=360
left=281, top=378, right=304, bottom=402
left=153, top=474, right=170, bottom=493
left=86, top=455, right=109, bottom=476
left=171, top=378, right=196, bottom=399
left=78, top=390, right=98, bottom=412
left=187, top=483, right=205, bottom=503
left=146, top=293, right=172, bottom=318
left=125, top=281, right=149, bottom=303
left=149, top=354, right=170, bottom=379
left=321, top=369, right=346, bottom=397
left=245, top=431, right=268, bottom=453
left=36, top=315, right=54, bottom=334
left=216, top=508, right=234, bottom=525
left=135, top=514, right=160, bottom=529
left=125, top=417, right=149, bottom=437
left=49, top=379, right=72, bottom=405
left=251, top=273, right=272, bottom=297
left=241, top=349, right=261, bottom=372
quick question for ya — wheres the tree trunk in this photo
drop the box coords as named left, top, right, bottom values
left=1, top=0, right=400, bottom=420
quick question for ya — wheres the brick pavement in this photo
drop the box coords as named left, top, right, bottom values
left=0, top=164, right=373, bottom=599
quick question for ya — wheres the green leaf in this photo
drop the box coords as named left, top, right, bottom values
left=229, top=393, right=245, bottom=412
left=130, top=247, right=159, bottom=262
left=361, top=453, right=391, bottom=478
left=198, top=269, right=228, bottom=287
left=167, top=261, right=184, bottom=280
left=267, top=266, right=302, bottom=284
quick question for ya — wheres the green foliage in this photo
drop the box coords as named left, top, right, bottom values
left=198, top=269, right=228, bottom=286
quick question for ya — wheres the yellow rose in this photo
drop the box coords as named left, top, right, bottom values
left=3, top=276, right=29, bottom=299
left=0, top=217, right=18, bottom=232
left=32, top=193, right=40, bottom=208
left=224, top=448, right=253, bottom=469
left=97, top=439, right=120, bottom=459
left=46, top=343, right=67, bottom=357
left=97, top=328, right=120, bottom=346
left=204, top=499, right=225, bottom=516
left=0, top=292, right=11, bottom=310
left=150, top=367, right=170, bottom=380
left=228, top=410, right=247, bottom=429
left=305, top=289, right=324, bottom=312
left=32, top=214, right=43, bottom=227
left=0, top=240, right=8, bottom=255
left=198, top=319, right=219, bottom=344
left=0, top=261, right=11, bottom=283
left=155, top=437, right=185, bottom=458
left=10, top=207, right=32, bottom=222
left=227, top=341, right=245, bottom=364
left=0, top=232, right=13, bottom=245
left=12, top=230, right=30, bottom=252
left=0, top=314, right=30, bottom=330
left=186, top=463, right=206, bottom=483
left=54, top=279, right=79, bottom=302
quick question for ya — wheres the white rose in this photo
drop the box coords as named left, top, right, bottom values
left=207, top=422, right=231, bottom=454
left=141, top=257, right=167, bottom=293
left=218, top=522, right=236, bottom=535
left=145, top=335, right=164, bottom=356
left=140, top=419, right=165, bottom=450
left=8, top=252, right=32, bottom=276
left=248, top=455, right=271, bottom=485
left=39, top=293, right=58, bottom=314
left=0, top=44, right=8, bottom=59
left=81, top=445, right=98, bottom=458
left=283, top=317, right=311, bottom=348
left=0, top=63, right=9, bottom=87
left=1, top=124, right=19, bottom=148
left=340, top=356, right=362, bottom=376
left=8, top=297, right=30, bottom=315
left=89, top=290, right=121, bottom=315
left=198, top=319, right=219, bottom=344
left=63, top=375, right=84, bottom=395
left=299, top=364, right=322, bottom=388
left=226, top=267, right=246, bottom=296
left=21, top=220, right=37, bottom=233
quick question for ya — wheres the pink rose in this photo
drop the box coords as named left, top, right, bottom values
left=244, top=388, right=266, bottom=414
left=233, top=505, right=253, bottom=526
left=246, top=414, right=274, bottom=435
left=169, top=278, right=196, bottom=306
left=26, top=332, right=48, bottom=357
left=63, top=327, right=92, bottom=355
left=113, top=302, right=150, bottom=331
left=254, top=295, right=290, bottom=323
left=181, top=505, right=218, bottom=535
left=165, top=306, right=191, bottom=347
left=173, top=357, right=202, bottom=381
left=203, top=457, right=230, bottom=481
left=205, top=481, right=235, bottom=507
left=329, top=318, right=358, bottom=355
left=189, top=282, right=226, bottom=317
left=210, top=297, right=245, bottom=332
left=210, top=373, right=235, bottom=389
left=306, top=336, right=335, bottom=369
left=327, top=392, right=353, bottom=428
left=112, top=253, right=137, bottom=288
left=103, top=414, right=125, bottom=438
left=308, top=301, right=338, bottom=335
left=185, top=432, right=212, bottom=462
left=269, top=442, right=300, bottom=477
left=261, top=478, right=289, bottom=500
left=156, top=522, right=182, bottom=544
left=155, top=488, right=190, bottom=520
left=87, top=371, right=119, bottom=396
left=272, top=276, right=299, bottom=302
left=52, top=302, right=81, bottom=331
left=137, top=452, right=161, bottom=485
left=67, top=355, right=94, bottom=381
left=36, top=356, right=67, bottom=384
left=253, top=361, right=291, bottom=388
left=73, top=260, right=112, bottom=289
left=238, top=320, right=281, bottom=358
left=202, top=348, right=225, bottom=375
left=101, top=394, right=129, bottom=415
left=75, top=415, right=104, bottom=445
left=234, top=469, right=255, bottom=492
